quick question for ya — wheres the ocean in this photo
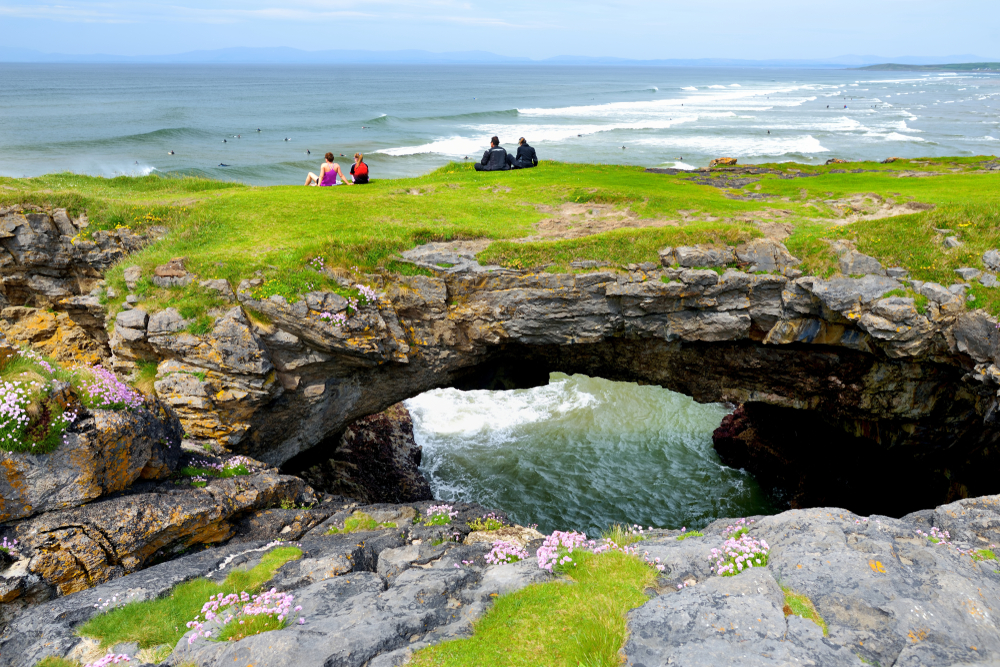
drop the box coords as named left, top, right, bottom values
left=406, top=374, right=776, bottom=535
left=1, top=64, right=998, bottom=184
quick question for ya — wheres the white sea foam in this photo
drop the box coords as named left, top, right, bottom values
left=884, top=132, right=927, bottom=142
left=406, top=376, right=597, bottom=445
left=681, top=86, right=697, bottom=91
left=376, top=136, right=484, bottom=157
left=633, top=134, right=828, bottom=156
left=708, top=85, right=726, bottom=89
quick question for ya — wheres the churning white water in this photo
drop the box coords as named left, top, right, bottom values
left=406, top=373, right=777, bottom=535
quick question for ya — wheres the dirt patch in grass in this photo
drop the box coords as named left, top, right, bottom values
left=817, top=193, right=935, bottom=225
left=756, top=221, right=794, bottom=242
left=527, top=202, right=678, bottom=240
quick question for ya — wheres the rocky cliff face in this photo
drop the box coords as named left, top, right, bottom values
left=101, top=240, right=1000, bottom=516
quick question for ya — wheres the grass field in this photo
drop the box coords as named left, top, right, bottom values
left=2, top=156, right=998, bottom=316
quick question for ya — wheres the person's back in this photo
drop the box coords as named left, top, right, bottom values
left=474, top=136, right=511, bottom=172
left=351, top=152, right=370, bottom=184
left=513, top=138, right=538, bottom=169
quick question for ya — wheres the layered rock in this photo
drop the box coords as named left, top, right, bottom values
left=0, top=469, right=311, bottom=624
left=0, top=399, right=182, bottom=523
left=0, top=205, right=154, bottom=308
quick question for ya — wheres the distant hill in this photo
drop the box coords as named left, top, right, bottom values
left=0, top=47, right=996, bottom=68
left=857, top=62, right=1000, bottom=72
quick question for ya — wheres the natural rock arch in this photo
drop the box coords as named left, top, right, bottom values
left=109, top=249, right=1000, bottom=518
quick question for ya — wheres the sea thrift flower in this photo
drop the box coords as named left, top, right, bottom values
left=84, top=652, right=131, bottom=667
left=485, top=540, right=529, bottom=565
left=78, top=366, right=143, bottom=410
left=355, top=284, right=379, bottom=305
left=709, top=531, right=770, bottom=577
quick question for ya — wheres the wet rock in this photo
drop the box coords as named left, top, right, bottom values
left=0, top=402, right=182, bottom=523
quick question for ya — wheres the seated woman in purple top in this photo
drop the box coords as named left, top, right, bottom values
left=305, top=152, right=352, bottom=186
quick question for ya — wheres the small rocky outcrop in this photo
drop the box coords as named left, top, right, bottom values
left=299, top=403, right=433, bottom=504
left=709, top=157, right=738, bottom=167
left=0, top=399, right=182, bottom=523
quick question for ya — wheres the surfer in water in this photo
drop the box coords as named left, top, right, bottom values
left=168, top=151, right=175, bottom=155
left=305, top=152, right=352, bottom=187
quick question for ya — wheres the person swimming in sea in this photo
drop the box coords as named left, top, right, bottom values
left=305, top=152, right=352, bottom=187
left=168, top=151, right=174, bottom=155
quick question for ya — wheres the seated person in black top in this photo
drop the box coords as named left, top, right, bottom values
left=350, top=152, right=369, bottom=184
left=511, top=137, right=538, bottom=169
left=474, top=136, right=511, bottom=171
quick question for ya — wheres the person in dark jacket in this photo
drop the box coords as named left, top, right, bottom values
left=474, top=136, right=511, bottom=171
left=511, top=137, right=538, bottom=169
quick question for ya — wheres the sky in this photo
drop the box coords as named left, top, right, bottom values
left=1, top=0, right=998, bottom=61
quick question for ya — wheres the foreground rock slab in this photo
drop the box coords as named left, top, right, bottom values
left=624, top=495, right=1000, bottom=667
left=4, top=496, right=1000, bottom=667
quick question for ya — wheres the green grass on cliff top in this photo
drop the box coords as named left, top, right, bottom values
left=2, top=156, right=1000, bottom=314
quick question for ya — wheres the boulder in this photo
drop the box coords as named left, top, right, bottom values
left=831, top=241, right=885, bottom=276
left=114, top=308, right=148, bottom=331
left=984, top=249, right=1000, bottom=272
left=955, top=267, right=982, bottom=281
left=735, top=239, right=801, bottom=273
left=886, top=267, right=908, bottom=279
left=825, top=158, right=849, bottom=165
left=122, top=265, right=141, bottom=291
left=944, top=236, right=962, bottom=249
left=659, top=244, right=736, bottom=268
left=623, top=501, right=1000, bottom=667
left=708, top=157, right=737, bottom=167
left=152, top=257, right=193, bottom=288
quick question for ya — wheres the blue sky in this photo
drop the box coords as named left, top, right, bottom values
left=1, top=0, right=997, bottom=60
